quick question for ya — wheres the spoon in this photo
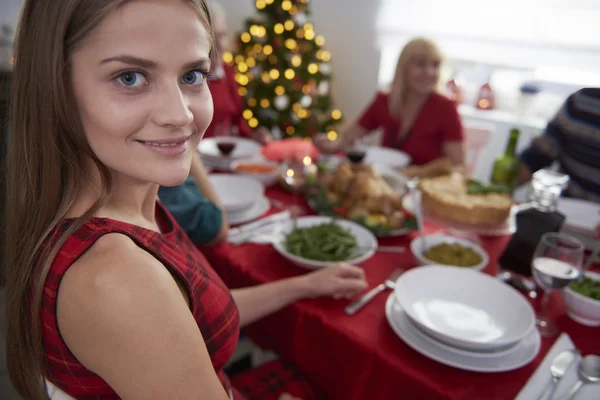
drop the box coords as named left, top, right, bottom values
left=560, top=354, right=600, bottom=400
left=537, top=350, right=578, bottom=400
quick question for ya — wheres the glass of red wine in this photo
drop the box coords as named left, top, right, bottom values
left=346, top=136, right=367, bottom=164
left=214, top=123, right=237, bottom=156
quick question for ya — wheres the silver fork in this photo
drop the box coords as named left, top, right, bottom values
left=345, top=268, right=405, bottom=315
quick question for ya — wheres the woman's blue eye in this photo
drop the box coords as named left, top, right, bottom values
left=117, top=71, right=146, bottom=87
left=181, top=70, right=205, bottom=85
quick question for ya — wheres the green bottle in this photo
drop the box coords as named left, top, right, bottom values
left=490, top=128, right=520, bottom=190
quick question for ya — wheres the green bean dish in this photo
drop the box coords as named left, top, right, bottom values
left=284, top=221, right=359, bottom=262
left=570, top=276, right=600, bottom=301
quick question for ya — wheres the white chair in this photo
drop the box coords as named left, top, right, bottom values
left=46, top=379, right=76, bottom=400
left=463, top=123, right=494, bottom=176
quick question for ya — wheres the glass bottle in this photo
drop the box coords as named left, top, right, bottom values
left=490, top=128, right=520, bottom=191
left=499, top=169, right=569, bottom=277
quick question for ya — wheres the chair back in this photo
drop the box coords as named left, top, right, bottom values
left=463, top=123, right=493, bottom=175
left=46, top=379, right=77, bottom=400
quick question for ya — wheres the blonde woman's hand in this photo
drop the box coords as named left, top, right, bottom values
left=252, top=127, right=274, bottom=144
left=301, top=263, right=367, bottom=299
left=313, top=133, right=345, bottom=154
left=279, top=393, right=302, bottom=400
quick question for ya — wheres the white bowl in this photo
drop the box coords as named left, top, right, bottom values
left=394, top=265, right=536, bottom=351
left=410, top=234, right=489, bottom=271
left=208, top=174, right=265, bottom=212
left=273, top=216, right=378, bottom=269
left=561, top=271, right=600, bottom=327
left=230, top=159, right=280, bottom=188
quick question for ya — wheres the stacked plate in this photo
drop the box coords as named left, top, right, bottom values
left=199, top=137, right=262, bottom=170
left=558, top=198, right=600, bottom=250
left=208, top=174, right=270, bottom=225
left=386, top=265, right=540, bottom=372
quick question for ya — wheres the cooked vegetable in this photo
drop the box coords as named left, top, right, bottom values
left=467, top=179, right=511, bottom=195
left=424, top=243, right=483, bottom=267
left=570, top=276, right=600, bottom=301
left=234, top=163, right=276, bottom=174
left=284, top=221, right=359, bottom=262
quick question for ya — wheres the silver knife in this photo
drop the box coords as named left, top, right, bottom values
left=228, top=210, right=290, bottom=238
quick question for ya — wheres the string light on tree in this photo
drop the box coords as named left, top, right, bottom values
left=284, top=20, right=295, bottom=31
left=233, top=0, right=343, bottom=138
left=281, top=0, right=292, bottom=11
left=284, top=69, right=295, bottom=80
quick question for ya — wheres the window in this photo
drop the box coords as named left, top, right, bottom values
left=375, top=0, right=600, bottom=87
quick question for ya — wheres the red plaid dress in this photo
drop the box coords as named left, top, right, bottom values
left=41, top=202, right=241, bottom=399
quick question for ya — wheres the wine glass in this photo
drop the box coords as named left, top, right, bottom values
left=213, top=123, right=237, bottom=157
left=279, top=142, right=313, bottom=218
left=531, top=232, right=584, bottom=337
left=345, top=136, right=367, bottom=164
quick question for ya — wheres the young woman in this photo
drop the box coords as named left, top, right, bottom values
left=315, top=37, right=465, bottom=177
left=4, top=1, right=367, bottom=399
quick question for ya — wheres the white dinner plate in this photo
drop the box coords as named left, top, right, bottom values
left=208, top=174, right=265, bottom=213
left=227, top=196, right=271, bottom=225
left=272, top=216, right=377, bottom=269
left=385, top=293, right=541, bottom=372
left=198, top=137, right=262, bottom=160
left=394, top=265, right=536, bottom=351
left=558, top=198, right=600, bottom=237
left=364, top=146, right=412, bottom=169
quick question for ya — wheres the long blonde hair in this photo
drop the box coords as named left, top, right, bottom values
left=388, top=37, right=443, bottom=116
left=4, top=1, right=214, bottom=398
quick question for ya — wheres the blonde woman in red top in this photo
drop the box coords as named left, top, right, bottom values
left=315, top=38, right=465, bottom=177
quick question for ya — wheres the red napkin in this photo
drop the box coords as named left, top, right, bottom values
left=261, top=138, right=320, bottom=163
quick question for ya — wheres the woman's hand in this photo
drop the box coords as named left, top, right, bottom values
left=313, top=133, right=345, bottom=154
left=252, top=127, right=274, bottom=144
left=300, top=264, right=368, bottom=299
left=279, top=393, right=301, bottom=400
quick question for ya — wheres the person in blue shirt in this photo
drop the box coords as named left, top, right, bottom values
left=158, top=153, right=229, bottom=245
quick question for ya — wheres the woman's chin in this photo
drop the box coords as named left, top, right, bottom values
left=156, top=170, right=191, bottom=188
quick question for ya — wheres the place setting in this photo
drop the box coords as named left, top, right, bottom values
left=198, top=126, right=263, bottom=170
left=383, top=264, right=541, bottom=373
left=208, top=173, right=271, bottom=226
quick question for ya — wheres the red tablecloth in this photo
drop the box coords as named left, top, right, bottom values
left=204, top=187, right=600, bottom=400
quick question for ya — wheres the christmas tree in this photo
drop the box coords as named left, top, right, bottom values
left=225, top=0, right=342, bottom=140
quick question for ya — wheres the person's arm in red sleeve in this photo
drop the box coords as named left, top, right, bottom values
left=440, top=98, right=465, bottom=166
left=223, top=65, right=272, bottom=143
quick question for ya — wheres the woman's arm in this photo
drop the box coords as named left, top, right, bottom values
left=58, top=234, right=230, bottom=400
left=188, top=153, right=229, bottom=243
left=443, top=141, right=466, bottom=166
left=231, top=264, right=367, bottom=327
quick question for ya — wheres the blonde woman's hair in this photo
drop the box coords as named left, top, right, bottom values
left=388, top=37, right=443, bottom=116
